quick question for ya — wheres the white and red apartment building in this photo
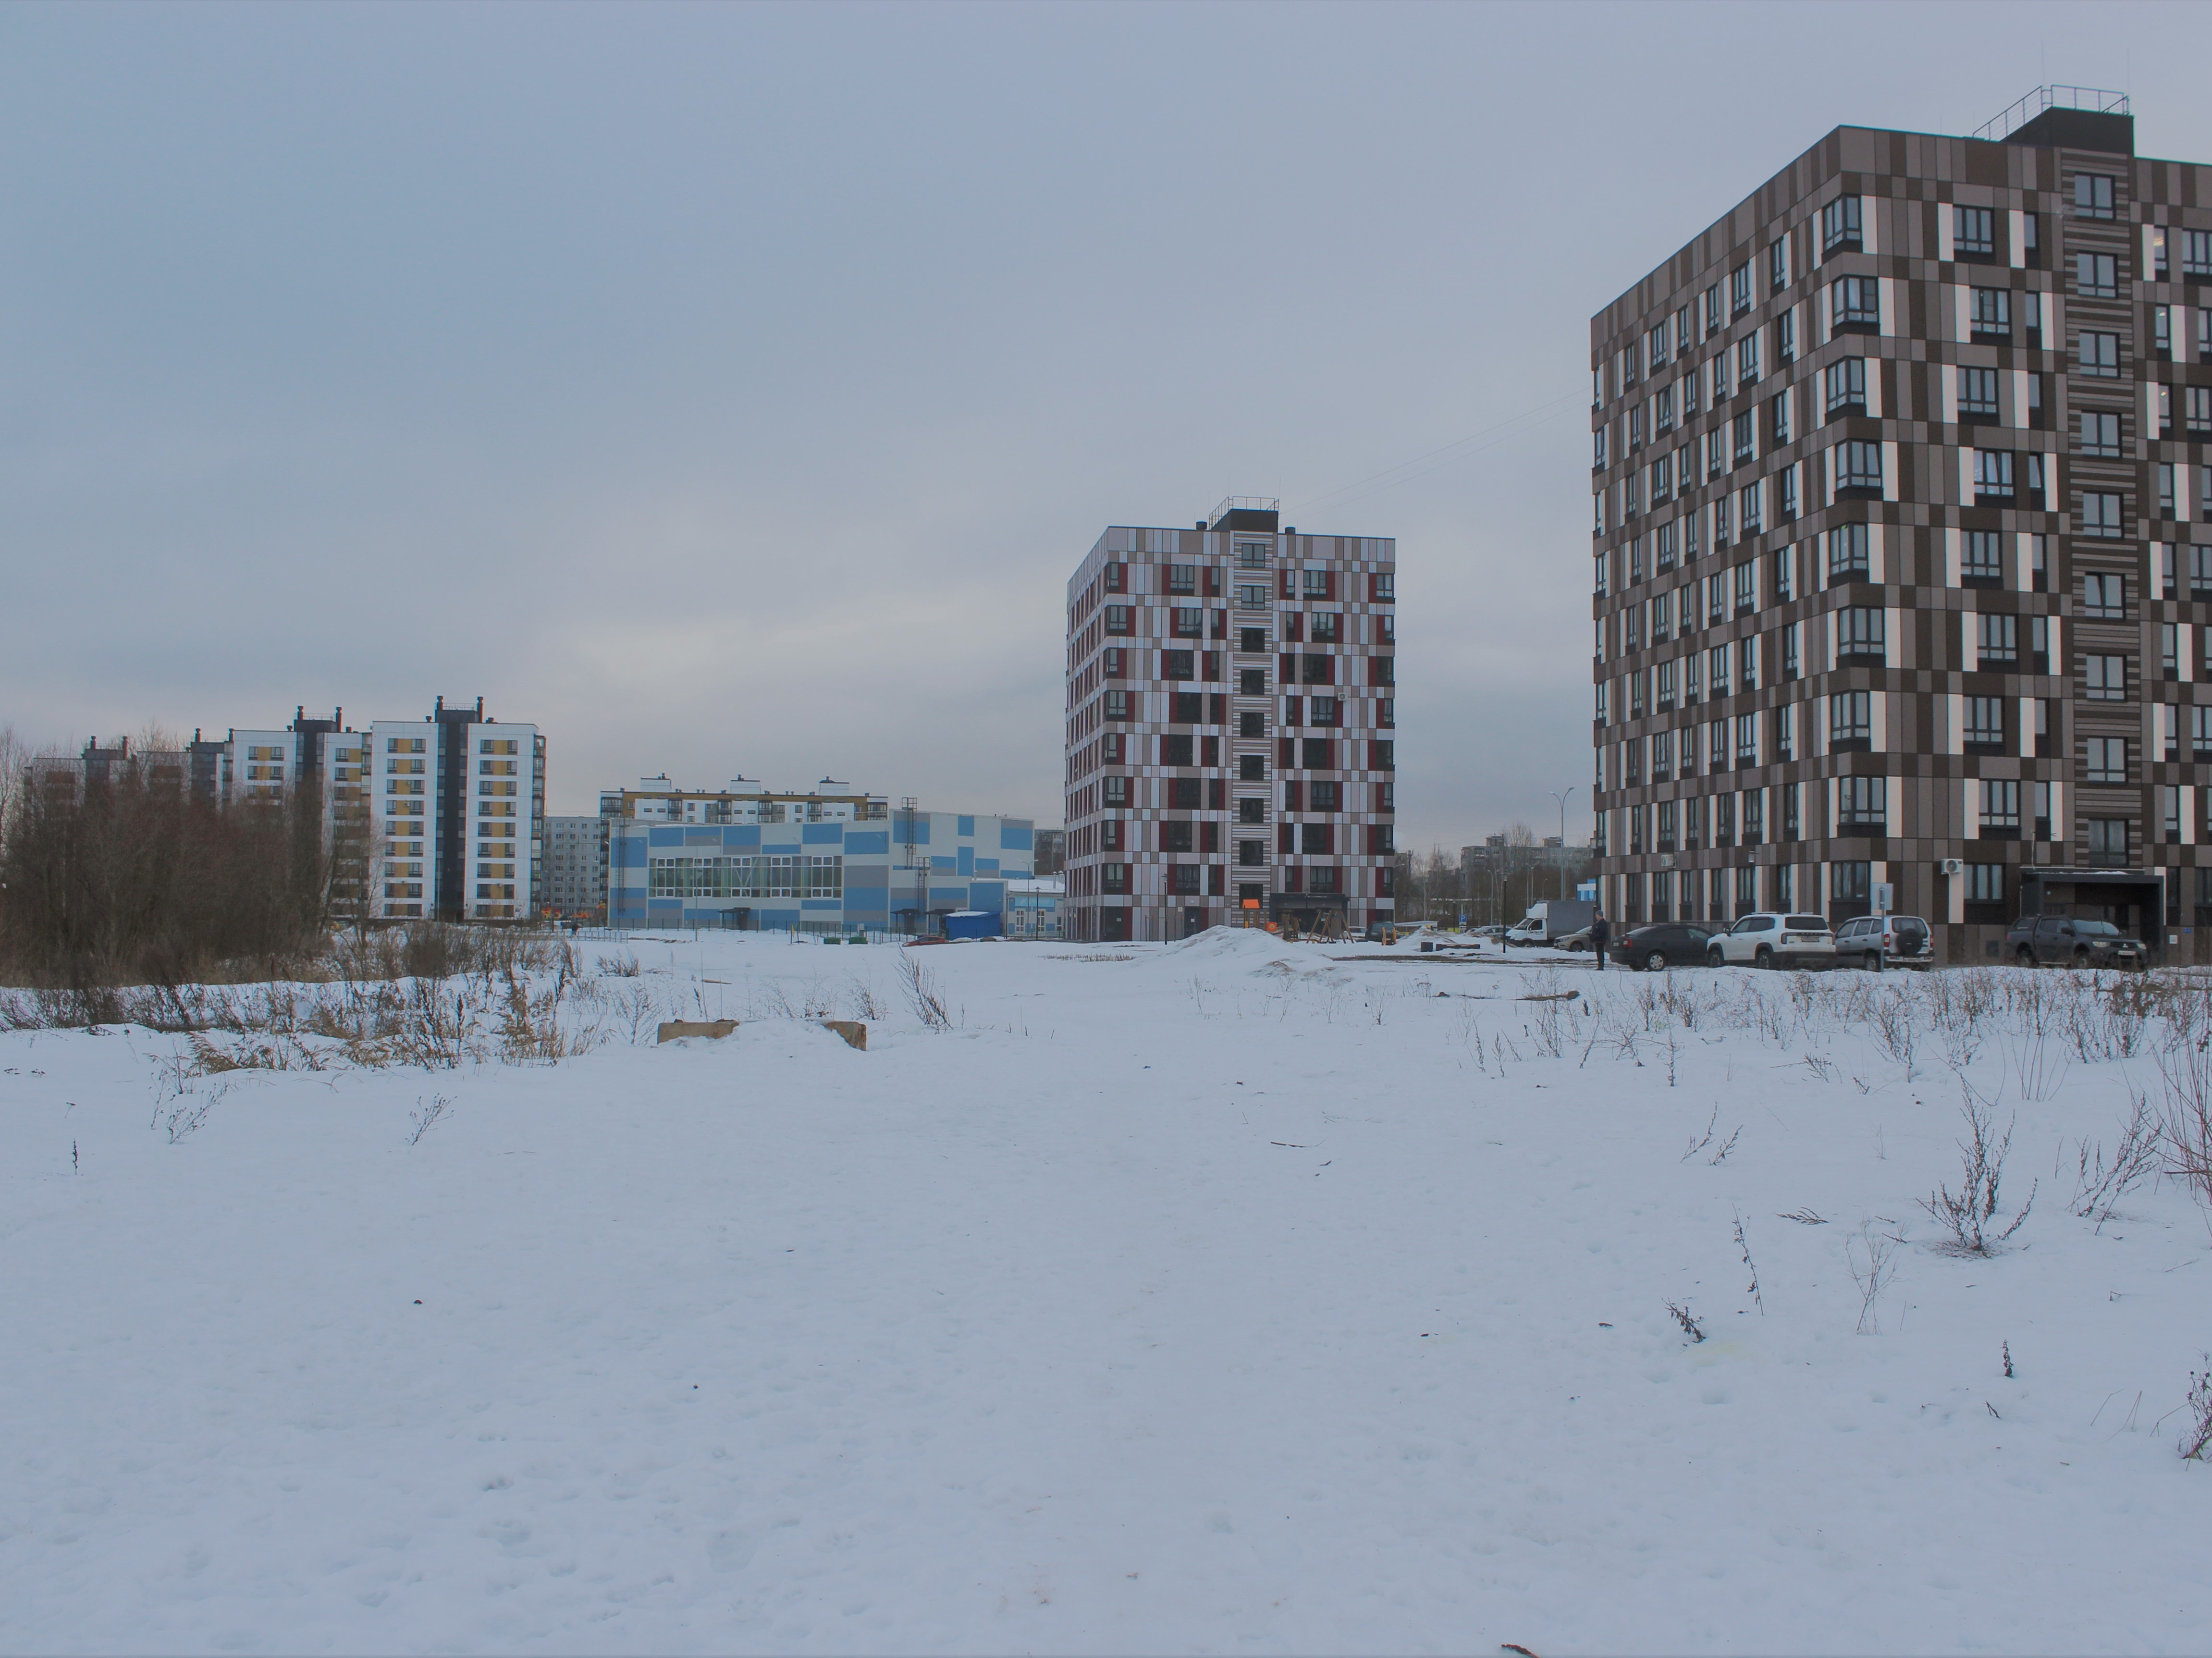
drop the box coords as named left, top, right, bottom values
left=1063, top=497, right=1398, bottom=942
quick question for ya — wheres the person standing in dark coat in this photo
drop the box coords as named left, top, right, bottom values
left=1589, top=909, right=1611, bottom=970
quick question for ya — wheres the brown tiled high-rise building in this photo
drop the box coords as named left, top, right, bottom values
left=1590, top=90, right=2212, bottom=963
left=1063, top=498, right=1397, bottom=942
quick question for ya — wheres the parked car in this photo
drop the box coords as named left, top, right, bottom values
left=1832, top=913, right=1935, bottom=971
left=1706, top=912, right=1836, bottom=970
left=1555, top=924, right=1593, bottom=952
left=2003, top=914, right=2147, bottom=970
left=1610, top=921, right=1717, bottom=971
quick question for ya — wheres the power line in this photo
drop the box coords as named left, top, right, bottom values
left=1286, top=391, right=1584, bottom=522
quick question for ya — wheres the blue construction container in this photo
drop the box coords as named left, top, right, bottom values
left=940, top=909, right=1001, bottom=940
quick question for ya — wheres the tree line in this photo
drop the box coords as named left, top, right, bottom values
left=0, top=725, right=370, bottom=987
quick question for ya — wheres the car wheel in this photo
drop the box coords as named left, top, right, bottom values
left=2070, top=948, right=2089, bottom=970
left=1865, top=951, right=1883, bottom=972
left=1644, top=949, right=1668, bottom=973
left=1755, top=945, right=1775, bottom=969
left=2015, top=947, right=2035, bottom=968
left=1707, top=946, right=1725, bottom=969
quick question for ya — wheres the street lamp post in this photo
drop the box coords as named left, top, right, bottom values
left=1548, top=787, right=1577, bottom=899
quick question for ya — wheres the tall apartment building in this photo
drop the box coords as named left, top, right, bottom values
left=1591, top=90, right=2212, bottom=962
left=1064, top=498, right=1397, bottom=942
left=368, top=698, right=545, bottom=922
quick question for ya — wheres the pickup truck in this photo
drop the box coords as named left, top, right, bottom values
left=2003, top=915, right=2146, bottom=970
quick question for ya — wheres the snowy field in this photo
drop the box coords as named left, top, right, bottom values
left=4, top=930, right=2211, bottom=1655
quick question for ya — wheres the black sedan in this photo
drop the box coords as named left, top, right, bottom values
left=1609, top=922, right=1718, bottom=971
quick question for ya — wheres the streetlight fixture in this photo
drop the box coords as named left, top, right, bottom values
left=1548, top=786, right=1577, bottom=899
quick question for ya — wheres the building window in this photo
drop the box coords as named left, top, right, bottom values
left=2086, top=818, right=2129, bottom=866
left=2073, top=172, right=2115, bottom=219
left=1837, top=775, right=1886, bottom=833
left=1976, top=612, right=2017, bottom=667
left=1957, top=367, right=1999, bottom=419
left=1830, top=689, right=1872, bottom=750
left=1731, top=262, right=1752, bottom=316
left=1171, top=607, right=1203, bottom=638
left=1832, top=860, right=1872, bottom=910
left=1837, top=606, right=1885, bottom=664
left=1831, top=275, right=1880, bottom=330
left=2077, top=331, right=2120, bottom=377
left=1969, top=286, right=2012, bottom=337
left=1736, top=332, right=1760, bottom=388
left=2075, top=252, right=2118, bottom=299
left=1821, top=196, right=1861, bottom=253
left=2077, top=410, right=2122, bottom=457
left=2085, top=736, right=2128, bottom=785
left=1824, top=357, right=1866, bottom=417
left=1732, top=411, right=1755, bottom=466
left=1962, top=861, right=2005, bottom=910
left=2082, top=571, right=2126, bottom=619
left=2084, top=653, right=2129, bottom=701
left=1104, top=605, right=1132, bottom=635
left=1836, top=442, right=1883, bottom=493
left=2078, top=492, right=2125, bottom=538
left=1167, top=565, right=1197, bottom=595
left=1974, top=450, right=2015, bottom=502
left=1769, top=239, right=1790, bottom=291
left=1962, top=530, right=2002, bottom=587
left=1954, top=206, right=1994, bottom=257
left=1965, top=696, right=2006, bottom=752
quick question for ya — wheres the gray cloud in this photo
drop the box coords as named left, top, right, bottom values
left=3, top=0, right=2204, bottom=854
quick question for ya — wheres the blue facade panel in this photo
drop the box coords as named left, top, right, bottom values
left=800, top=898, right=841, bottom=911
left=614, top=836, right=647, bottom=868
left=958, top=846, right=974, bottom=876
left=970, top=881, right=1006, bottom=913
left=725, top=826, right=762, bottom=847
left=802, top=823, right=844, bottom=845
left=958, top=816, right=975, bottom=837
left=649, top=827, right=684, bottom=848
left=974, top=858, right=999, bottom=875
left=762, top=841, right=801, bottom=855
left=1000, top=823, right=1034, bottom=851
left=845, top=831, right=889, bottom=855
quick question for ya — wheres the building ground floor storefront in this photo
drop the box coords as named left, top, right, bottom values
left=1598, top=845, right=2212, bottom=965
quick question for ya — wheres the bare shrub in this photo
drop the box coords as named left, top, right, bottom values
left=1868, top=986, right=1918, bottom=1076
left=2069, top=1093, right=2161, bottom=1227
left=2155, top=1037, right=2212, bottom=1210
left=2181, top=1361, right=2212, bottom=1461
left=406, top=1093, right=452, bottom=1146
left=1666, top=1301, right=1706, bottom=1343
left=901, top=952, right=952, bottom=1031
left=1920, top=1086, right=2037, bottom=1255
left=1848, top=1225, right=1899, bottom=1333
left=847, top=977, right=888, bottom=1021
left=602, top=950, right=642, bottom=978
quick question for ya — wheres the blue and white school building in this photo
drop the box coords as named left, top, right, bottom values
left=605, top=777, right=1036, bottom=934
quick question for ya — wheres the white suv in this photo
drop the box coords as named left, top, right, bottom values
left=1707, top=912, right=1836, bottom=970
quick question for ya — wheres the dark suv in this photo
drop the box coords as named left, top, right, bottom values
left=2003, top=914, right=2147, bottom=970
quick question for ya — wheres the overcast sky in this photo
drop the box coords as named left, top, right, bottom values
left=5, top=0, right=2208, bottom=852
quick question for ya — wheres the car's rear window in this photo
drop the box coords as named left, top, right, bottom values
left=1786, top=915, right=1828, bottom=931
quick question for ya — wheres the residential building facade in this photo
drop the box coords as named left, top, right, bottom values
left=1064, top=498, right=1397, bottom=942
left=604, top=777, right=1035, bottom=933
left=367, top=699, right=545, bottom=922
left=1591, top=92, right=2212, bottom=961
left=542, top=814, right=608, bottom=920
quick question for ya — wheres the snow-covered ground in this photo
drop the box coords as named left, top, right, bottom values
left=4, top=931, right=2209, bottom=1654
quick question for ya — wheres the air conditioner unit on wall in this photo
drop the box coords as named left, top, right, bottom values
left=1940, top=858, right=1965, bottom=876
